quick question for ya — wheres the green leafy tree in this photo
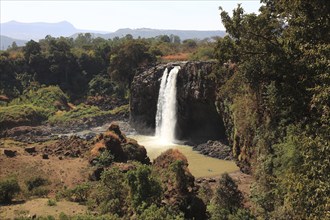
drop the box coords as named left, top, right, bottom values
left=210, top=173, right=243, bottom=217
left=109, top=40, right=156, bottom=89
left=217, top=1, right=330, bottom=219
left=89, top=167, right=129, bottom=216
left=0, top=177, right=21, bottom=203
left=127, top=164, right=162, bottom=211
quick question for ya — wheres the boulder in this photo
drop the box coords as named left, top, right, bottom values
left=24, top=146, right=37, bottom=154
left=4, top=149, right=17, bottom=157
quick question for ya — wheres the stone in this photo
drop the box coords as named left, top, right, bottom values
left=24, top=146, right=36, bottom=154
left=4, top=149, right=17, bottom=157
left=42, top=154, right=49, bottom=159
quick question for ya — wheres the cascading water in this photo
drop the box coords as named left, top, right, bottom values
left=155, top=66, right=180, bottom=143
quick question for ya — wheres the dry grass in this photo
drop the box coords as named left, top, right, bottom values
left=0, top=198, right=87, bottom=219
left=161, top=53, right=191, bottom=62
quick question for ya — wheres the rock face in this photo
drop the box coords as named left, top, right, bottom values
left=130, top=61, right=226, bottom=143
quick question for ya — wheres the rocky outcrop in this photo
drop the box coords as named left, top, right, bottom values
left=193, top=140, right=232, bottom=160
left=130, top=61, right=227, bottom=144
left=90, top=123, right=150, bottom=165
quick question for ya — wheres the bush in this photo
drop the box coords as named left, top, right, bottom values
left=0, top=104, right=49, bottom=130
left=47, top=199, right=57, bottom=206
left=88, top=167, right=129, bottom=216
left=0, top=177, right=21, bottom=203
left=24, top=176, right=50, bottom=197
left=127, top=164, right=162, bottom=211
left=25, top=176, right=49, bottom=191
left=137, top=204, right=184, bottom=220
left=209, top=173, right=243, bottom=219
left=95, top=150, right=114, bottom=167
left=10, top=86, right=69, bottom=113
left=88, top=74, right=115, bottom=96
left=65, top=183, right=91, bottom=203
left=48, top=104, right=110, bottom=125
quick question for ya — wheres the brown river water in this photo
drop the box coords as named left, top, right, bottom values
left=130, top=135, right=239, bottom=178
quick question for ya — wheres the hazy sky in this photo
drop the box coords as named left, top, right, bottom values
left=1, top=1, right=261, bottom=32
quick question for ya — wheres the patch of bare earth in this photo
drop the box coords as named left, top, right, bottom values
left=0, top=198, right=87, bottom=219
left=0, top=139, right=91, bottom=219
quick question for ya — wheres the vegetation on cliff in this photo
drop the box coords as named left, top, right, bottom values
left=215, top=0, right=329, bottom=218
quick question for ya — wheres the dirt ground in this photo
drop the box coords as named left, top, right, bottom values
left=0, top=145, right=90, bottom=190
left=0, top=198, right=88, bottom=219
left=0, top=140, right=91, bottom=219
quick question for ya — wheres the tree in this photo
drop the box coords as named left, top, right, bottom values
left=212, top=173, right=243, bottom=214
left=23, top=40, right=41, bottom=61
left=216, top=1, right=330, bottom=219
left=109, top=40, right=156, bottom=89
left=90, top=167, right=129, bottom=216
left=127, top=164, right=162, bottom=211
left=0, top=177, right=21, bottom=203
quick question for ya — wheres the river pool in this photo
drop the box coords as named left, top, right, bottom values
left=130, top=135, right=239, bottom=178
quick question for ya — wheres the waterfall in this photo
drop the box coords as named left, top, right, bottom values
left=155, top=66, right=180, bottom=143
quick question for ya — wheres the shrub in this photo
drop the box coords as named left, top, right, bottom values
left=10, top=85, right=69, bottom=113
left=25, top=176, right=50, bottom=197
left=95, top=150, right=114, bottom=167
left=48, top=104, right=111, bottom=125
left=0, top=177, right=21, bottom=203
left=137, top=204, right=184, bottom=220
left=66, top=183, right=91, bottom=203
left=127, top=164, right=162, bottom=211
left=0, top=104, right=49, bottom=130
left=25, top=176, right=49, bottom=191
left=88, top=167, right=129, bottom=216
left=88, top=74, right=115, bottom=96
left=47, top=199, right=57, bottom=206
left=209, top=173, right=244, bottom=219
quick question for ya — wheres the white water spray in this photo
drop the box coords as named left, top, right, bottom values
left=155, top=66, right=180, bottom=143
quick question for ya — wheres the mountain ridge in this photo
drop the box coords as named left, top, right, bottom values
left=1, top=21, right=226, bottom=50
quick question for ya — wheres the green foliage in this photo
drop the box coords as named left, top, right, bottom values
left=0, top=177, right=21, bottom=203
left=169, top=160, right=190, bottom=195
left=127, top=164, right=162, bottom=211
left=109, top=104, right=129, bottom=115
left=271, top=125, right=330, bottom=219
left=25, top=176, right=49, bottom=191
left=89, top=167, right=129, bottom=216
left=0, top=104, right=49, bottom=130
left=10, top=86, right=68, bottom=114
left=95, top=150, right=114, bottom=167
left=137, top=204, right=184, bottom=220
left=211, top=173, right=243, bottom=215
left=198, top=182, right=213, bottom=204
left=88, top=74, right=115, bottom=96
left=217, top=1, right=330, bottom=219
left=25, top=176, right=50, bottom=197
left=109, top=40, right=156, bottom=88
left=47, top=199, right=57, bottom=206
left=48, top=104, right=111, bottom=125
left=64, top=182, right=92, bottom=203
left=59, top=213, right=120, bottom=220
left=228, top=208, right=256, bottom=220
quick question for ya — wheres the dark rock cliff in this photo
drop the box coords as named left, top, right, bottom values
left=130, top=61, right=227, bottom=144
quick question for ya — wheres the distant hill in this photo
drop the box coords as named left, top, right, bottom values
left=1, top=20, right=107, bottom=41
left=0, top=35, right=27, bottom=50
left=100, top=28, right=226, bottom=40
left=1, top=21, right=226, bottom=49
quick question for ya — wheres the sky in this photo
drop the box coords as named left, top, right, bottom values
left=1, top=1, right=261, bottom=32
